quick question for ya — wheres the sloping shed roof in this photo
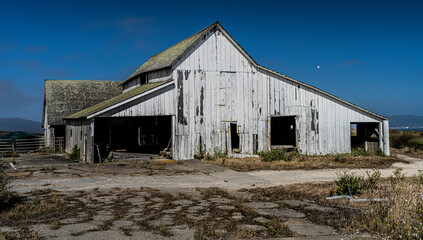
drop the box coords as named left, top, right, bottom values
left=123, top=22, right=219, bottom=84
left=65, top=81, right=171, bottom=119
left=43, top=80, right=122, bottom=126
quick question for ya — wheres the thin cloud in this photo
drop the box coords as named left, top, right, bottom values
left=118, top=16, right=154, bottom=33
left=84, top=16, right=154, bottom=34
left=0, top=80, right=41, bottom=109
left=338, top=58, right=364, bottom=67
left=60, top=53, right=84, bottom=62
left=24, top=45, right=46, bottom=53
left=0, top=60, right=42, bottom=69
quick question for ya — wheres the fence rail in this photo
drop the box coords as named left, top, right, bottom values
left=0, top=137, right=64, bottom=155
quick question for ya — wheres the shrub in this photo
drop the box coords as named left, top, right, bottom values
left=390, top=131, right=415, bottom=149
left=351, top=147, right=371, bottom=156
left=194, top=143, right=205, bottom=160
left=0, top=165, right=12, bottom=207
left=213, top=148, right=228, bottom=159
left=258, top=149, right=297, bottom=162
left=69, top=145, right=80, bottom=160
left=410, top=138, right=423, bottom=151
left=363, top=169, right=382, bottom=191
left=334, top=171, right=363, bottom=196
left=375, top=147, right=384, bottom=156
left=389, top=168, right=405, bottom=187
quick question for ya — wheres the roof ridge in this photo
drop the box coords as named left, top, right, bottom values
left=149, top=21, right=219, bottom=59
left=123, top=21, right=220, bottom=83
left=45, top=79, right=121, bottom=82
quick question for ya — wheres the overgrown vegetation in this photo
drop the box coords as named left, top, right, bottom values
left=333, top=170, right=382, bottom=196
left=203, top=152, right=403, bottom=172
left=0, top=164, right=13, bottom=209
left=360, top=170, right=423, bottom=239
left=68, top=145, right=80, bottom=160
left=257, top=149, right=300, bottom=162
left=195, top=147, right=228, bottom=161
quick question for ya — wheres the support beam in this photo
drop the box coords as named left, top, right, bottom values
left=383, top=120, right=390, bottom=156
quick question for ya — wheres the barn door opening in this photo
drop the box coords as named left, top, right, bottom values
left=230, top=123, right=240, bottom=153
left=350, top=122, right=379, bottom=153
left=94, top=116, right=172, bottom=162
left=271, top=116, right=296, bottom=148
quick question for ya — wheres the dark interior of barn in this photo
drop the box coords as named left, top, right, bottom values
left=350, top=122, right=379, bottom=153
left=94, top=116, right=172, bottom=162
left=230, top=123, right=239, bottom=153
left=271, top=116, right=296, bottom=147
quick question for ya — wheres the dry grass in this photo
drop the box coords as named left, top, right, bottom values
left=391, top=147, right=423, bottom=159
left=204, top=155, right=405, bottom=172
left=358, top=176, right=423, bottom=239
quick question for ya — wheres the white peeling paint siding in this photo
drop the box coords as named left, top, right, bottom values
left=65, top=119, right=93, bottom=162
left=96, top=84, right=176, bottom=118
left=171, top=27, right=386, bottom=159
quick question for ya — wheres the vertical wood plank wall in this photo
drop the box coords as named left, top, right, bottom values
left=83, top=27, right=386, bottom=161
left=172, top=28, right=383, bottom=159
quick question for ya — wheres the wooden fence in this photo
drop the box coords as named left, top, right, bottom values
left=0, top=137, right=64, bottom=155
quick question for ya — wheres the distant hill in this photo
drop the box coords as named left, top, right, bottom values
left=388, top=115, right=423, bottom=129
left=0, top=118, right=43, bottom=133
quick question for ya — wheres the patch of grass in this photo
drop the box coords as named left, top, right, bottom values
left=119, top=227, right=133, bottom=236
left=334, top=170, right=382, bottom=196
left=361, top=173, right=423, bottom=239
left=68, top=145, right=80, bottom=160
left=203, top=153, right=403, bottom=172
left=158, top=223, right=173, bottom=237
left=258, top=149, right=299, bottom=162
left=334, top=171, right=364, bottom=196
left=50, top=220, right=61, bottom=230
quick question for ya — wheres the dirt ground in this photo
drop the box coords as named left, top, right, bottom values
left=1, top=153, right=422, bottom=239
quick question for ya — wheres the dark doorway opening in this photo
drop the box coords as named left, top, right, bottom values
left=271, top=116, right=296, bottom=147
left=52, top=125, right=66, bottom=147
left=350, top=122, right=379, bottom=153
left=230, top=123, right=240, bottom=153
left=94, top=116, right=172, bottom=162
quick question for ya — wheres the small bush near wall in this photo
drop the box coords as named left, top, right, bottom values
left=69, top=145, right=80, bottom=160
left=258, top=149, right=299, bottom=162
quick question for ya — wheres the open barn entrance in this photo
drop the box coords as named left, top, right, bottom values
left=230, top=123, right=240, bottom=153
left=94, top=116, right=172, bottom=162
left=350, top=122, right=379, bottom=153
left=271, top=116, right=296, bottom=148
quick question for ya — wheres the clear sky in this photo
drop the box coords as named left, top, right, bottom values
left=0, top=0, right=422, bottom=122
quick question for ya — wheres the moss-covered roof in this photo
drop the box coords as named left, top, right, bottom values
left=43, top=80, right=122, bottom=126
left=123, top=22, right=219, bottom=84
left=65, top=81, right=171, bottom=119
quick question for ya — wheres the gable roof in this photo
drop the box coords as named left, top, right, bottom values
left=123, top=22, right=219, bottom=84
left=42, top=80, right=122, bottom=126
left=65, top=80, right=172, bottom=120
left=75, top=21, right=386, bottom=121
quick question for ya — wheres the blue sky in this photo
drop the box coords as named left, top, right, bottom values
left=0, top=0, right=422, bottom=122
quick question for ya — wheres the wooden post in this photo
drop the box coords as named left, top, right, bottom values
left=383, top=120, right=390, bottom=156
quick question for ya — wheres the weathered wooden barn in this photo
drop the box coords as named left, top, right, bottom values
left=42, top=80, right=121, bottom=147
left=63, top=22, right=390, bottom=162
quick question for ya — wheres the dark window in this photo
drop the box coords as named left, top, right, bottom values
left=230, top=123, right=240, bottom=153
left=271, top=116, right=296, bottom=147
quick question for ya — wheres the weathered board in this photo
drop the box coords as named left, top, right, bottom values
left=67, top=25, right=389, bottom=162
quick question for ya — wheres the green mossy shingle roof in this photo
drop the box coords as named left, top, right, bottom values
left=123, top=22, right=219, bottom=83
left=43, top=80, right=122, bottom=125
left=65, top=81, right=171, bottom=119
